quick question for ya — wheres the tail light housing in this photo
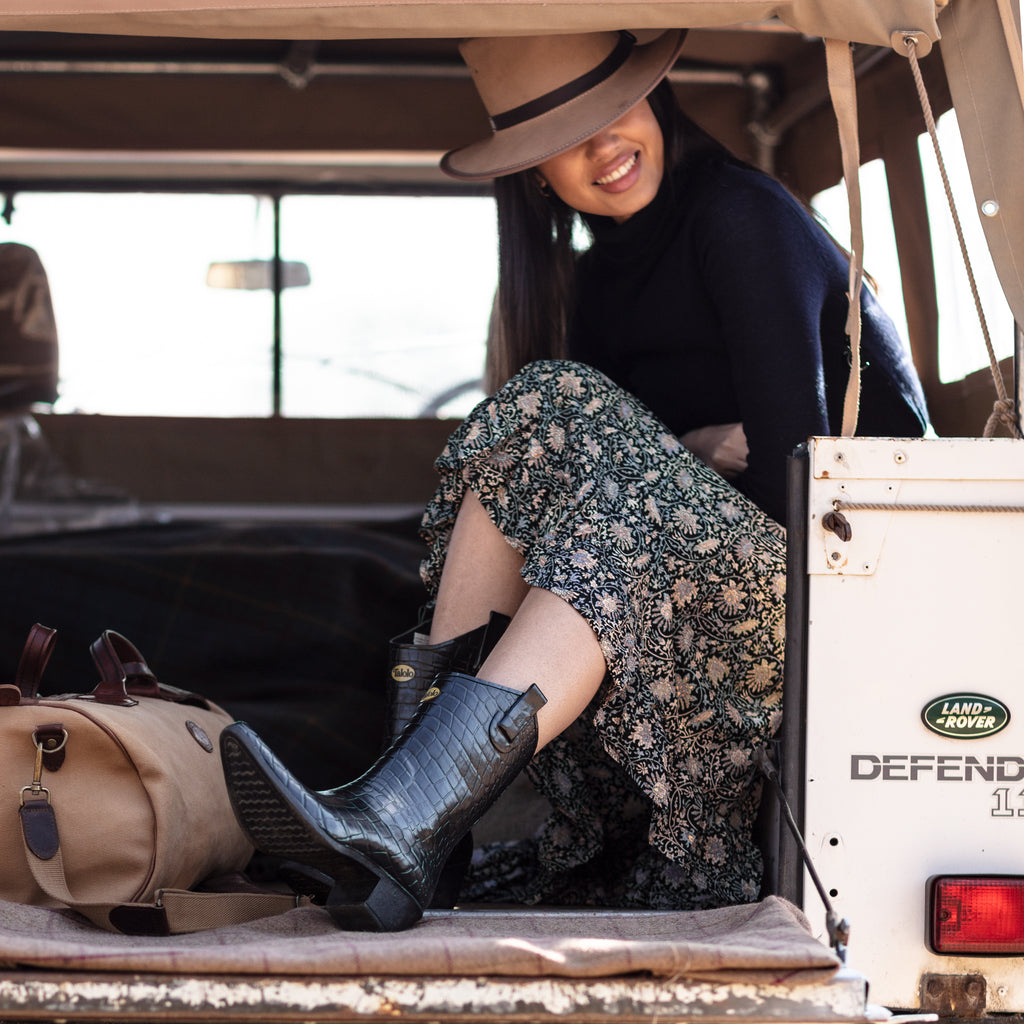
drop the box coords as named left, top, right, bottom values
left=929, top=876, right=1024, bottom=954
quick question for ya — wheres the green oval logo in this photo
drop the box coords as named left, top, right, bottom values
left=922, top=693, right=1010, bottom=739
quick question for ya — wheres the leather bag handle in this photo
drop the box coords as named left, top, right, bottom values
left=8, top=623, right=59, bottom=703
left=87, top=630, right=161, bottom=705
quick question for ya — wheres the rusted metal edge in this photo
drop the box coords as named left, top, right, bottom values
left=0, top=967, right=878, bottom=1024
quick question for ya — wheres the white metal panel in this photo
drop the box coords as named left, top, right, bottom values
left=803, top=436, right=1024, bottom=1012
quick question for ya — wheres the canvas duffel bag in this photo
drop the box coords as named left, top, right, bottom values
left=4, top=623, right=303, bottom=934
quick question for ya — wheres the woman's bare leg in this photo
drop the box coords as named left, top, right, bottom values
left=430, top=490, right=606, bottom=749
left=429, top=490, right=531, bottom=639
left=478, top=588, right=606, bottom=749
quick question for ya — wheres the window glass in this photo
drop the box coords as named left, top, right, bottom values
left=918, top=110, right=1014, bottom=383
left=811, top=158, right=911, bottom=352
left=280, top=195, right=495, bottom=419
left=0, top=191, right=498, bottom=418
left=0, top=193, right=274, bottom=416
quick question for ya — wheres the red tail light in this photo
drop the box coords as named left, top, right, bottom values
left=930, top=876, right=1024, bottom=954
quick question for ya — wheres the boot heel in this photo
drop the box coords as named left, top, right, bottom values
left=431, top=831, right=472, bottom=909
left=327, top=872, right=421, bottom=932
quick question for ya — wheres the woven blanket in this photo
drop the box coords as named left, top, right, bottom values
left=0, top=896, right=838, bottom=981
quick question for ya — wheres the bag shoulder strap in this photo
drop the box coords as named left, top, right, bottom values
left=19, top=819, right=305, bottom=934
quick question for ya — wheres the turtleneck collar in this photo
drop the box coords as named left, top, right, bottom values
left=580, top=156, right=682, bottom=267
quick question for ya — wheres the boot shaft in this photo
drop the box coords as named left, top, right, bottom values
left=385, top=612, right=510, bottom=741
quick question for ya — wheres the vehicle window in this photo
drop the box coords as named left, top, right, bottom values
left=918, top=110, right=1014, bottom=383
left=0, top=192, right=496, bottom=418
left=1, top=193, right=275, bottom=416
left=811, top=157, right=910, bottom=353
left=279, top=195, right=495, bottom=419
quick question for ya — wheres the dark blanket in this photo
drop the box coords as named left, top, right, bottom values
left=0, top=517, right=428, bottom=788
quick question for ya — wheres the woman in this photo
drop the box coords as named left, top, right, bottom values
left=220, top=29, right=929, bottom=932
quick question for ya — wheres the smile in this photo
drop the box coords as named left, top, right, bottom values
left=595, top=152, right=638, bottom=186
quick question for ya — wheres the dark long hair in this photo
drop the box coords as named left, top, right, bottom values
left=486, top=78, right=685, bottom=390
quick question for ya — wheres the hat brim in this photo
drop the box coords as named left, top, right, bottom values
left=441, top=28, right=687, bottom=181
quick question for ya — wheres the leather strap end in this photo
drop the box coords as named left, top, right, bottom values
left=20, top=799, right=60, bottom=860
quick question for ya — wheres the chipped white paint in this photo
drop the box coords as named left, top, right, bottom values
left=0, top=968, right=874, bottom=1022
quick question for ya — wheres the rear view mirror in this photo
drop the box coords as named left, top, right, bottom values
left=206, top=260, right=311, bottom=290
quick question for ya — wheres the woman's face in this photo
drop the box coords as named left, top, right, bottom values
left=536, top=100, right=664, bottom=223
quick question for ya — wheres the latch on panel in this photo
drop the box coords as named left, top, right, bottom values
left=811, top=484, right=899, bottom=575
left=822, top=508, right=853, bottom=542
left=920, top=974, right=986, bottom=1018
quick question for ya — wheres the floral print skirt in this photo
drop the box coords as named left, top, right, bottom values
left=419, top=361, right=787, bottom=910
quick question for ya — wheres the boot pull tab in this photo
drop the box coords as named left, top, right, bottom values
left=489, top=685, right=547, bottom=751
left=12, top=623, right=58, bottom=701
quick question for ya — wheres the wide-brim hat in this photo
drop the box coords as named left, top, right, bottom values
left=441, top=28, right=688, bottom=181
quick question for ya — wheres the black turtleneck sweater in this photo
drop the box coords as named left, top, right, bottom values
left=567, top=152, right=929, bottom=524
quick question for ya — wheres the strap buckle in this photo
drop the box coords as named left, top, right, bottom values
left=20, top=783, right=51, bottom=807
left=20, top=727, right=67, bottom=804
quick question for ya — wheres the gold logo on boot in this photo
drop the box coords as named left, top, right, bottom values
left=391, top=664, right=416, bottom=682
left=421, top=686, right=441, bottom=702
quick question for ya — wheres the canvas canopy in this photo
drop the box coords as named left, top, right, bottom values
left=0, top=1, right=946, bottom=45
left=0, top=0, right=1022, bottom=330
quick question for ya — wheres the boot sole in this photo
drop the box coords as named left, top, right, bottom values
left=221, top=728, right=423, bottom=932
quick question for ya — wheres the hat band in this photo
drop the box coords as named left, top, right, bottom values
left=488, top=30, right=637, bottom=133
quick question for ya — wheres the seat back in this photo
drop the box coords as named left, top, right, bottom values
left=0, top=242, right=59, bottom=411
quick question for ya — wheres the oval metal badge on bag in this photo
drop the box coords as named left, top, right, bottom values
left=921, top=693, right=1010, bottom=739
left=186, top=720, right=214, bottom=752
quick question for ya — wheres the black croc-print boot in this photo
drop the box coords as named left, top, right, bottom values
left=221, top=671, right=546, bottom=932
left=266, top=614, right=512, bottom=909
left=385, top=611, right=510, bottom=908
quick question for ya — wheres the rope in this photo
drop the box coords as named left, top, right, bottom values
left=902, top=35, right=1021, bottom=439
left=834, top=499, right=1024, bottom=514
left=985, top=397, right=1020, bottom=439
